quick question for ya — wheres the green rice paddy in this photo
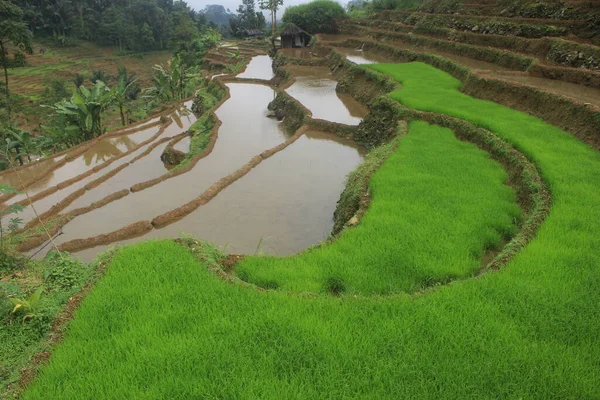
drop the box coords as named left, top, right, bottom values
left=237, top=121, right=520, bottom=294
left=22, top=62, right=600, bottom=398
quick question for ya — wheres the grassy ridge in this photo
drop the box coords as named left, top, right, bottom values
left=237, top=121, right=520, bottom=294
left=22, top=63, right=600, bottom=398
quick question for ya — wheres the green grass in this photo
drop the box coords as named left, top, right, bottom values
left=20, top=62, right=600, bottom=398
left=8, top=62, right=79, bottom=78
left=0, top=253, right=95, bottom=396
left=237, top=121, right=520, bottom=294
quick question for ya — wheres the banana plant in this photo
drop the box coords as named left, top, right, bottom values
left=144, top=56, right=194, bottom=102
left=6, top=126, right=35, bottom=163
left=46, top=80, right=114, bottom=141
left=9, top=286, right=44, bottom=324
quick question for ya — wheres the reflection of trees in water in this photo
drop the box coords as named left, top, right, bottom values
left=82, top=136, right=136, bottom=166
left=171, top=105, right=195, bottom=130
left=1, top=157, right=61, bottom=190
left=171, top=110, right=183, bottom=129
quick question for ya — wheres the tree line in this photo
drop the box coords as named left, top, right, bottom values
left=15, top=0, right=217, bottom=52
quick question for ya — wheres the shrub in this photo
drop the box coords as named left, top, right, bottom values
left=369, top=0, right=422, bottom=12
left=282, top=0, right=347, bottom=34
left=43, top=252, right=90, bottom=291
left=324, top=276, right=346, bottom=295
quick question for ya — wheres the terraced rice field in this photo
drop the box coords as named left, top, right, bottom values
left=3, top=6, right=600, bottom=396
left=7, top=41, right=172, bottom=131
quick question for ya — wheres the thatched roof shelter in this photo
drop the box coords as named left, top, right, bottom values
left=279, top=23, right=311, bottom=48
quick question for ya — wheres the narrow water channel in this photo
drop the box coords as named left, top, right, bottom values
left=50, top=83, right=288, bottom=248
left=72, top=129, right=365, bottom=261
left=285, top=65, right=368, bottom=125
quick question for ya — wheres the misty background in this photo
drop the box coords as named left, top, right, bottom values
left=187, top=0, right=352, bottom=15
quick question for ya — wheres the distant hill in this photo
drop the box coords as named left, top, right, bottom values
left=203, top=4, right=235, bottom=27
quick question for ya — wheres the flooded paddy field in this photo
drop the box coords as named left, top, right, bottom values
left=15, top=54, right=370, bottom=263
left=285, top=65, right=368, bottom=124
left=73, top=130, right=365, bottom=260
left=237, top=55, right=275, bottom=80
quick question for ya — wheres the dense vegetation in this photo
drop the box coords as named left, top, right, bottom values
left=283, top=0, right=347, bottom=34
left=0, top=0, right=222, bottom=171
left=16, top=0, right=215, bottom=52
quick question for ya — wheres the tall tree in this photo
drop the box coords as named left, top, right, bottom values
left=0, top=0, right=33, bottom=124
left=237, top=0, right=258, bottom=30
left=259, top=0, right=283, bottom=36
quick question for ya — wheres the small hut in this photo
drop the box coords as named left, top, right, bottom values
left=279, top=23, right=311, bottom=48
left=241, top=28, right=265, bottom=39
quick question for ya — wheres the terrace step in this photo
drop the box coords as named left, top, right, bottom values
left=328, top=38, right=600, bottom=108
left=375, top=9, right=598, bottom=44
left=354, top=19, right=600, bottom=72
left=346, top=24, right=536, bottom=71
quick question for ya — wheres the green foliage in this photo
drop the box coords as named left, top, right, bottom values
left=269, top=0, right=286, bottom=36
left=144, top=56, right=203, bottom=103
left=368, top=0, right=422, bottom=12
left=90, top=70, right=111, bottom=85
left=0, top=184, right=24, bottom=266
left=0, top=124, right=36, bottom=167
left=41, top=78, right=70, bottom=105
left=236, top=0, right=260, bottom=31
left=113, top=68, right=139, bottom=126
left=283, top=0, right=347, bottom=34
left=44, top=80, right=114, bottom=142
left=0, top=0, right=33, bottom=122
left=17, top=0, right=213, bottom=52
left=175, top=30, right=221, bottom=67
left=43, top=252, right=90, bottom=291
left=8, top=287, right=43, bottom=318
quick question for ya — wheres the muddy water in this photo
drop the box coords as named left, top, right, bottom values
left=336, top=37, right=509, bottom=71
left=486, top=72, right=600, bottom=107
left=50, top=84, right=288, bottom=248
left=237, top=55, right=274, bottom=80
left=4, top=123, right=166, bottom=205
left=332, top=47, right=396, bottom=65
left=72, top=130, right=365, bottom=261
left=0, top=155, right=66, bottom=190
left=285, top=66, right=368, bottom=125
left=280, top=48, right=318, bottom=60
left=0, top=118, right=163, bottom=191
left=17, top=106, right=196, bottom=225
left=173, top=136, right=191, bottom=153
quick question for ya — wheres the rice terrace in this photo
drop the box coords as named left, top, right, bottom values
left=0, top=0, right=599, bottom=397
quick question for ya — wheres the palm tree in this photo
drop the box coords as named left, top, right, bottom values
left=114, top=73, right=139, bottom=126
